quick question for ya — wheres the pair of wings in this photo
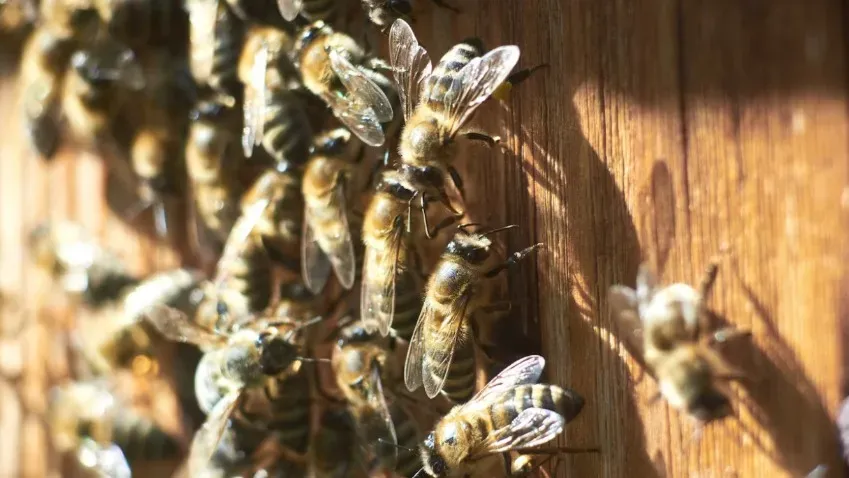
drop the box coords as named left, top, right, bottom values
left=607, top=264, right=661, bottom=357
left=187, top=388, right=246, bottom=477
left=389, top=19, right=520, bottom=133
left=360, top=216, right=407, bottom=336
left=404, top=289, right=474, bottom=399
left=301, top=181, right=357, bottom=293
left=186, top=0, right=220, bottom=82
left=457, top=355, right=567, bottom=458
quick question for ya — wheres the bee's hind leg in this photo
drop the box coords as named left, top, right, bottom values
left=462, top=131, right=501, bottom=148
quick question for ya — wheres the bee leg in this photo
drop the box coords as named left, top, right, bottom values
left=420, top=195, right=458, bottom=239
left=485, top=244, right=544, bottom=278
left=505, top=64, right=549, bottom=88
left=709, top=327, right=751, bottom=345
left=698, top=258, right=721, bottom=300
left=448, top=166, right=466, bottom=201
left=429, top=0, right=461, bottom=13
left=462, top=131, right=501, bottom=148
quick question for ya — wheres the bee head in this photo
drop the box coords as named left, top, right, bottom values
left=446, top=230, right=492, bottom=265
left=256, top=331, right=298, bottom=375
left=70, top=44, right=144, bottom=90
left=387, top=0, right=413, bottom=15
left=420, top=432, right=447, bottom=476
left=295, top=21, right=330, bottom=53
left=689, top=389, right=731, bottom=422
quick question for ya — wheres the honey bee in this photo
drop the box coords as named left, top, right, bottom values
left=301, top=128, right=365, bottom=293
left=293, top=21, right=395, bottom=147
left=608, top=260, right=749, bottom=422
left=275, top=0, right=335, bottom=23
left=144, top=303, right=318, bottom=476
left=239, top=25, right=313, bottom=167
left=308, top=408, right=365, bottom=478
left=416, top=355, right=589, bottom=477
left=360, top=169, right=441, bottom=341
left=61, top=38, right=145, bottom=150
left=388, top=19, right=523, bottom=213
left=29, top=220, right=139, bottom=308
left=185, top=98, right=244, bottom=247
left=405, top=226, right=542, bottom=403
left=49, top=379, right=182, bottom=476
left=241, top=168, right=305, bottom=272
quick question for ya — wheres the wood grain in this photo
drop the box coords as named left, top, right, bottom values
left=1, top=0, right=848, bottom=477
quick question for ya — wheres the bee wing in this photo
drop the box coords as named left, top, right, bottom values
left=329, top=50, right=394, bottom=123
left=144, top=303, right=225, bottom=347
left=188, top=389, right=245, bottom=477
left=301, top=208, right=333, bottom=294
left=276, top=0, right=303, bottom=21
left=187, top=0, right=219, bottom=81
left=242, top=43, right=268, bottom=158
left=474, top=408, right=565, bottom=457
left=77, top=440, right=131, bottom=478
left=607, top=285, right=644, bottom=355
left=326, top=181, right=357, bottom=290
left=360, top=221, right=405, bottom=336
left=363, top=364, right=399, bottom=469
left=461, top=355, right=545, bottom=411
left=443, top=46, right=521, bottom=138
left=405, top=295, right=471, bottom=398
left=389, top=19, right=433, bottom=120
left=329, top=96, right=386, bottom=147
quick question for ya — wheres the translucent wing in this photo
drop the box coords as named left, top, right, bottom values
left=363, top=364, right=398, bottom=470
left=242, top=43, right=268, bottom=158
left=276, top=0, right=303, bottom=21
left=77, top=440, right=131, bottom=478
left=329, top=50, right=393, bottom=122
left=325, top=181, right=357, bottom=290
left=461, top=355, right=545, bottom=411
left=187, top=0, right=219, bottom=81
left=144, top=303, right=225, bottom=348
left=360, top=220, right=405, bottom=336
left=388, top=19, right=432, bottom=120
left=301, top=209, right=332, bottom=294
left=421, top=296, right=472, bottom=399
left=327, top=95, right=386, bottom=147
left=635, top=262, right=657, bottom=304
left=607, top=285, right=644, bottom=355
left=443, top=46, right=521, bottom=138
left=222, top=198, right=270, bottom=262
left=473, top=408, right=565, bottom=457
left=188, top=389, right=244, bottom=477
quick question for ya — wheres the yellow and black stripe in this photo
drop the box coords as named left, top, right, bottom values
left=422, top=39, right=484, bottom=112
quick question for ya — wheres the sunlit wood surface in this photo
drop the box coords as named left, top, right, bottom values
left=1, top=0, right=848, bottom=477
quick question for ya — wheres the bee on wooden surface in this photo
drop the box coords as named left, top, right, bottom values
left=186, top=98, right=244, bottom=248
left=144, top=303, right=320, bottom=476
left=29, top=220, right=139, bottom=308
left=301, top=128, right=365, bottom=293
left=608, top=260, right=749, bottom=422
left=49, top=379, right=182, bottom=476
left=239, top=25, right=314, bottom=167
left=388, top=19, right=528, bottom=213
left=293, top=21, right=395, bottom=147
left=405, top=225, right=541, bottom=403
left=61, top=38, right=145, bottom=150
left=362, top=169, right=454, bottom=341
left=416, top=355, right=590, bottom=478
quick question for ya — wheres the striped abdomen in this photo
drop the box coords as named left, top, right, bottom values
left=486, top=384, right=585, bottom=431
left=209, top=3, right=244, bottom=100
left=422, top=39, right=484, bottom=112
left=263, top=369, right=312, bottom=452
left=363, top=252, right=422, bottom=341
left=301, top=0, right=336, bottom=22
left=110, top=408, right=181, bottom=462
left=263, top=90, right=312, bottom=167
left=217, top=230, right=275, bottom=313
left=390, top=403, right=422, bottom=477
left=425, top=319, right=475, bottom=403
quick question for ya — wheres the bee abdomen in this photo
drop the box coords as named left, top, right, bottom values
left=424, top=40, right=484, bottom=111
left=263, top=91, right=312, bottom=167
left=111, top=409, right=181, bottom=461
left=209, top=5, right=244, bottom=100
left=301, top=0, right=336, bottom=21
left=369, top=264, right=422, bottom=341
left=491, top=384, right=585, bottom=430
left=266, top=372, right=311, bottom=451
left=391, top=404, right=421, bottom=477
left=439, top=345, right=476, bottom=403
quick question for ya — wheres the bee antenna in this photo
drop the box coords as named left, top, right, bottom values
left=377, top=438, right=416, bottom=452
left=297, top=356, right=331, bottom=363
left=457, top=222, right=481, bottom=231
left=481, top=224, right=518, bottom=236
left=411, top=468, right=426, bottom=478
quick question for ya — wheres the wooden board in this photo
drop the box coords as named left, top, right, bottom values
left=1, top=0, right=847, bottom=477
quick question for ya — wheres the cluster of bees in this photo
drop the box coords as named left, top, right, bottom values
left=1, top=0, right=759, bottom=476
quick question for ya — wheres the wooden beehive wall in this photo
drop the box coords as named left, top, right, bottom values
left=1, top=0, right=847, bottom=477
